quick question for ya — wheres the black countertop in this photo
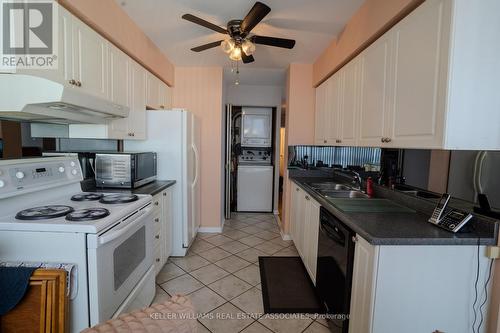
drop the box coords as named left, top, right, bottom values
left=82, top=180, right=176, bottom=196
left=290, top=177, right=498, bottom=246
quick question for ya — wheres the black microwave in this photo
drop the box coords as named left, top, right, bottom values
left=95, top=152, right=157, bottom=188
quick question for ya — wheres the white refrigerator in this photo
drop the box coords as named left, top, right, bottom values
left=125, top=109, right=200, bottom=256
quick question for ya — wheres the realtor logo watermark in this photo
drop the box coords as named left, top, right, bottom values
left=1, top=0, right=58, bottom=70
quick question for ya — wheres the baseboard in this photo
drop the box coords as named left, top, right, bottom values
left=198, top=226, right=223, bottom=233
left=280, top=230, right=292, bottom=241
left=273, top=209, right=279, bottom=215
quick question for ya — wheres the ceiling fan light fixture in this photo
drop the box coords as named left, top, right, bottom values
left=229, top=46, right=242, bottom=61
left=221, top=39, right=235, bottom=53
left=242, top=39, right=255, bottom=56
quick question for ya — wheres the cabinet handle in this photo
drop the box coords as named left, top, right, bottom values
left=76, top=80, right=82, bottom=87
left=156, top=258, right=160, bottom=262
left=160, top=105, right=165, bottom=109
left=323, top=140, right=327, bottom=144
left=305, top=195, right=310, bottom=201
left=352, top=235, right=358, bottom=243
left=381, top=138, right=386, bottom=143
left=385, top=138, right=392, bottom=143
left=155, top=235, right=160, bottom=239
left=295, top=188, right=299, bottom=192
left=154, top=201, right=159, bottom=206
left=163, top=192, right=166, bottom=196
left=154, top=218, right=159, bottom=223
left=132, top=133, right=135, bottom=137
left=336, top=139, right=342, bottom=144
left=69, top=79, right=76, bottom=85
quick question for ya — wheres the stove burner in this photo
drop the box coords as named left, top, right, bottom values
left=15, top=205, right=74, bottom=220
left=71, top=193, right=104, bottom=201
left=99, top=194, right=139, bottom=204
left=65, top=208, right=110, bottom=221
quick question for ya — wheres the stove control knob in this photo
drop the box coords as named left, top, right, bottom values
left=71, top=169, right=78, bottom=175
left=0, top=180, right=4, bottom=188
left=58, top=166, right=65, bottom=173
left=15, top=171, right=25, bottom=179
left=70, top=161, right=76, bottom=167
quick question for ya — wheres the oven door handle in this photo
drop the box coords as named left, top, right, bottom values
left=98, top=206, right=152, bottom=246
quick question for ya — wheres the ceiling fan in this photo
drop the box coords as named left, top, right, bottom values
left=182, top=2, right=296, bottom=64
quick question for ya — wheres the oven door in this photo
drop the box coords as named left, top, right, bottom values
left=87, top=204, right=154, bottom=325
left=132, top=153, right=157, bottom=188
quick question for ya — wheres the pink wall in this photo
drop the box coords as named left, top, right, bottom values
left=281, top=63, right=315, bottom=233
left=58, top=0, right=175, bottom=86
left=172, top=67, right=224, bottom=228
left=313, top=0, right=423, bottom=86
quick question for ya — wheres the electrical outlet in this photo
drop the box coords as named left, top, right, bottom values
left=486, top=246, right=500, bottom=259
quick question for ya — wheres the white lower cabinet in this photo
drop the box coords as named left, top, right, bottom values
left=152, top=186, right=174, bottom=275
left=289, top=182, right=320, bottom=283
left=349, top=235, right=491, bottom=333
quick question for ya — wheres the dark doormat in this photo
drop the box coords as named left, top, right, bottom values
left=258, top=256, right=324, bottom=314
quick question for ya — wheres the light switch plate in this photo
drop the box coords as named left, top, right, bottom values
left=486, top=246, right=500, bottom=259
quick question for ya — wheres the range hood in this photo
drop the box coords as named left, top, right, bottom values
left=0, top=74, right=129, bottom=124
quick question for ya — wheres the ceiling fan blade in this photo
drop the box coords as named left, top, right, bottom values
left=240, top=2, right=271, bottom=33
left=252, top=35, right=296, bottom=49
left=191, top=40, right=223, bottom=52
left=182, top=14, right=227, bottom=34
left=241, top=53, right=255, bottom=64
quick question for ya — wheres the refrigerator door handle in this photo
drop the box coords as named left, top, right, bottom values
left=192, top=144, right=199, bottom=187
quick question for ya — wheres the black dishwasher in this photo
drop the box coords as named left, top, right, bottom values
left=316, top=207, right=355, bottom=333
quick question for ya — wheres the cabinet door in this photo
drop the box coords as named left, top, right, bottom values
left=340, top=59, right=360, bottom=145
left=305, top=197, right=320, bottom=283
left=127, top=61, right=147, bottom=139
left=349, top=235, right=379, bottom=333
left=325, top=74, right=342, bottom=145
left=314, top=83, right=327, bottom=145
left=146, top=72, right=160, bottom=109
left=387, top=0, right=449, bottom=148
left=358, top=34, right=393, bottom=147
left=158, top=81, right=170, bottom=109
left=73, top=19, right=108, bottom=99
left=107, top=46, right=130, bottom=139
left=19, top=5, right=73, bottom=86
left=289, top=184, right=299, bottom=241
left=162, top=188, right=173, bottom=261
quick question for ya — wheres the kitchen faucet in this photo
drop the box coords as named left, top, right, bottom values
left=348, top=170, right=362, bottom=191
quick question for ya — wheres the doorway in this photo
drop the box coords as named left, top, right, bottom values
left=224, top=105, right=278, bottom=219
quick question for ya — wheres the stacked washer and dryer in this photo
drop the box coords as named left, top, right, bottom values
left=236, top=107, right=274, bottom=212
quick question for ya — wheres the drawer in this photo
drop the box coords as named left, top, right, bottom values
left=154, top=243, right=162, bottom=272
left=151, top=194, right=162, bottom=214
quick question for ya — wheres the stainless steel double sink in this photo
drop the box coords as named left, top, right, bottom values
left=306, top=182, right=369, bottom=199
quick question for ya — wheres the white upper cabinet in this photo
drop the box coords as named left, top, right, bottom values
left=72, top=19, right=108, bottom=100
left=109, top=45, right=129, bottom=110
left=315, top=73, right=341, bottom=146
left=147, top=72, right=172, bottom=110
left=386, top=0, right=449, bottom=148
left=314, top=80, right=327, bottom=145
left=358, top=33, right=393, bottom=147
left=127, top=61, right=147, bottom=139
left=314, top=0, right=500, bottom=150
left=339, top=59, right=360, bottom=146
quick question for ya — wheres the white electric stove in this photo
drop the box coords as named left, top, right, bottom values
left=0, top=157, right=156, bottom=332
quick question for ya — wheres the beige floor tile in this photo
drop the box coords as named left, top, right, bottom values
left=235, top=248, right=269, bottom=263
left=197, top=232, right=217, bottom=240
left=230, top=287, right=264, bottom=315
left=214, top=255, right=252, bottom=273
left=189, top=239, right=216, bottom=254
left=241, top=321, right=274, bottom=333
left=198, top=302, right=254, bottom=333
left=198, top=247, right=232, bottom=262
left=188, top=287, right=227, bottom=314
left=273, top=247, right=300, bottom=257
left=258, top=315, right=314, bottom=333
left=303, top=321, right=331, bottom=333
left=208, top=275, right=253, bottom=300
left=156, top=262, right=185, bottom=284
left=190, top=264, right=230, bottom=285
left=239, top=235, right=267, bottom=247
left=254, top=241, right=284, bottom=255
left=255, top=230, right=280, bottom=241
left=205, top=234, right=234, bottom=246
left=315, top=317, right=329, bottom=327
left=160, top=274, right=204, bottom=295
left=269, top=237, right=294, bottom=248
left=255, top=283, right=262, bottom=290
left=241, top=226, right=265, bottom=234
left=152, top=286, right=170, bottom=304
left=219, top=240, right=251, bottom=254
left=170, top=254, right=211, bottom=272
left=233, top=265, right=261, bottom=286
left=223, top=229, right=250, bottom=240
left=197, top=321, right=212, bottom=333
